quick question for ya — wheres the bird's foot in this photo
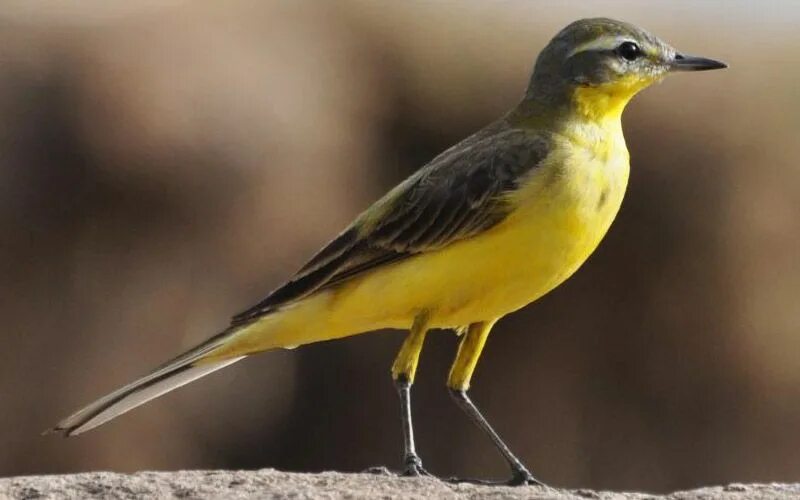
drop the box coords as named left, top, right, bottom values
left=445, top=476, right=496, bottom=485
left=362, top=455, right=433, bottom=478
left=446, top=467, right=545, bottom=487
left=508, top=467, right=545, bottom=486
left=401, top=454, right=433, bottom=477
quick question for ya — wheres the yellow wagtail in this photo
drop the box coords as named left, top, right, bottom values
left=49, top=18, right=726, bottom=485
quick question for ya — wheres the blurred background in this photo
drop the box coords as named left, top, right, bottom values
left=1, top=0, right=798, bottom=493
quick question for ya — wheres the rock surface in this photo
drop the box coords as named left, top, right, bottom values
left=0, top=469, right=797, bottom=499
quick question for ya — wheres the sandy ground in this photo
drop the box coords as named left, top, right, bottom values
left=0, top=469, right=798, bottom=499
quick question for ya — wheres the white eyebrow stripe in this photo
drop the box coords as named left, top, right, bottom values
left=568, top=35, right=630, bottom=58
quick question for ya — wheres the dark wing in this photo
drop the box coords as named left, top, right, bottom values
left=231, top=127, right=550, bottom=326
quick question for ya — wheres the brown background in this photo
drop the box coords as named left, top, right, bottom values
left=1, top=0, right=798, bottom=493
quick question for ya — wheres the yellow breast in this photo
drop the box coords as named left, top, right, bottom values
left=434, top=121, right=630, bottom=324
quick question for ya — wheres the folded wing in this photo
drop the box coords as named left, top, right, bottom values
left=232, top=127, right=549, bottom=326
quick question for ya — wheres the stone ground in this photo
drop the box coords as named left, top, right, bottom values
left=0, top=469, right=798, bottom=500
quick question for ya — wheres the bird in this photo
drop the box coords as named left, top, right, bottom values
left=48, top=18, right=726, bottom=486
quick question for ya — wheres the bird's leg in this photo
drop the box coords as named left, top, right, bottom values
left=446, top=320, right=544, bottom=487
left=389, top=310, right=432, bottom=477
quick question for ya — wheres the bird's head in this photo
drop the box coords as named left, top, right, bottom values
left=526, top=18, right=727, bottom=121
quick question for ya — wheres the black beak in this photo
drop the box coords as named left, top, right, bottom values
left=670, top=53, right=728, bottom=71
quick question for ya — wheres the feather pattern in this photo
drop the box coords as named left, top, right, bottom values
left=232, top=125, right=550, bottom=325
left=47, top=326, right=245, bottom=436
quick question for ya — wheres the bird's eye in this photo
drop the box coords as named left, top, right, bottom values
left=616, top=41, right=642, bottom=61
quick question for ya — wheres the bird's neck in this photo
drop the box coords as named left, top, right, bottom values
left=510, top=83, right=639, bottom=154
left=511, top=77, right=646, bottom=130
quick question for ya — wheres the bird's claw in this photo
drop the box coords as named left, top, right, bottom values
left=445, top=468, right=545, bottom=487
left=362, top=455, right=433, bottom=478
left=402, top=454, right=433, bottom=477
left=445, top=476, right=494, bottom=485
left=508, top=467, right=545, bottom=486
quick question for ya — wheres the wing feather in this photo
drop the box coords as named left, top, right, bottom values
left=231, top=126, right=550, bottom=326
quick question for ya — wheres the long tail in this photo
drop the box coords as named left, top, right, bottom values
left=48, top=288, right=358, bottom=436
left=47, top=327, right=245, bottom=437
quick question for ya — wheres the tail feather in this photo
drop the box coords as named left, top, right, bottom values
left=47, top=327, right=245, bottom=437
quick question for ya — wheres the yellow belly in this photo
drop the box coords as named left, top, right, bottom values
left=212, top=131, right=630, bottom=357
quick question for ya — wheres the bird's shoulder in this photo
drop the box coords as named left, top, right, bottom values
left=421, top=120, right=552, bottom=183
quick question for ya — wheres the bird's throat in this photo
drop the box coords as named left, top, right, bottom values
left=571, top=85, right=635, bottom=123
left=570, top=75, right=652, bottom=123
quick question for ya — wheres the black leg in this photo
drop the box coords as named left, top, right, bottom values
left=395, top=375, right=430, bottom=476
left=445, top=321, right=543, bottom=486
left=448, top=388, right=543, bottom=486
left=367, top=311, right=433, bottom=477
